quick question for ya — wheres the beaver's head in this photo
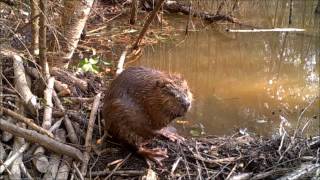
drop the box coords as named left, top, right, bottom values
left=156, top=74, right=193, bottom=118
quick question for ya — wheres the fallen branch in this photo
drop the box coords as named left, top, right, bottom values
left=0, top=107, right=54, bottom=138
left=81, top=92, right=101, bottom=176
left=0, top=118, right=83, bottom=161
left=226, top=28, right=305, bottom=33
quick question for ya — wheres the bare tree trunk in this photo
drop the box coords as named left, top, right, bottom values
left=31, top=0, right=39, bottom=56
left=39, top=0, right=49, bottom=78
left=49, top=0, right=95, bottom=68
left=130, top=0, right=138, bottom=25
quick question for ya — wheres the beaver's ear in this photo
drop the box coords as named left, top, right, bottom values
left=155, top=80, right=166, bottom=88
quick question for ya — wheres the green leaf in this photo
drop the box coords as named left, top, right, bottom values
left=78, top=58, right=89, bottom=67
left=82, top=64, right=92, bottom=72
left=89, top=58, right=99, bottom=65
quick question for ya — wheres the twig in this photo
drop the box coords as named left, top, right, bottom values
left=226, top=164, right=237, bottom=180
left=104, top=153, right=132, bottom=180
left=170, top=156, right=182, bottom=175
left=73, top=162, right=84, bottom=180
left=89, top=170, right=144, bottom=177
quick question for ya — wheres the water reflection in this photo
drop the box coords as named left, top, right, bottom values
left=132, top=0, right=320, bottom=136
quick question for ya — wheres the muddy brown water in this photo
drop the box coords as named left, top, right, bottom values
left=131, top=0, right=320, bottom=137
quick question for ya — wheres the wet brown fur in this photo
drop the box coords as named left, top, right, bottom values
left=102, top=66, right=192, bottom=149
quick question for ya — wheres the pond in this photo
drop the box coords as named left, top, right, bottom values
left=132, top=0, right=320, bottom=137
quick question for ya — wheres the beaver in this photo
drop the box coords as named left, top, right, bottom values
left=102, top=66, right=192, bottom=165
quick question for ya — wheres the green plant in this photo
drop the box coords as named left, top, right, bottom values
left=77, top=57, right=100, bottom=73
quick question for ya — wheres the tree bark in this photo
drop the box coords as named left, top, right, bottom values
left=31, top=0, right=39, bottom=56
left=49, top=0, right=95, bottom=68
left=39, top=0, right=49, bottom=78
left=130, top=0, right=138, bottom=25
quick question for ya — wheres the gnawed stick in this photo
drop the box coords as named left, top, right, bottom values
left=24, top=66, right=71, bottom=96
left=80, top=92, right=101, bottom=176
left=51, top=67, right=88, bottom=92
left=32, top=146, right=49, bottom=173
left=277, top=163, right=320, bottom=180
left=0, top=107, right=54, bottom=138
left=42, top=77, right=55, bottom=129
left=52, top=90, right=78, bottom=144
left=0, top=143, right=29, bottom=174
left=116, top=47, right=128, bottom=75
left=0, top=49, right=39, bottom=115
left=33, top=77, right=55, bottom=173
left=0, top=118, right=83, bottom=161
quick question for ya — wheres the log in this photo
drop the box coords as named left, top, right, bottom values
left=0, top=118, right=83, bottom=161
left=80, top=93, right=101, bottom=176
left=144, top=0, right=242, bottom=25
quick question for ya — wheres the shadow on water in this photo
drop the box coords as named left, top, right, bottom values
left=132, top=0, right=320, bottom=137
